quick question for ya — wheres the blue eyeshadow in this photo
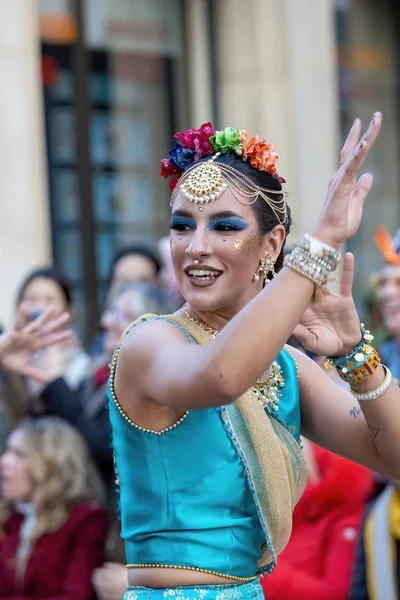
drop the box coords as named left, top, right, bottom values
left=170, top=216, right=196, bottom=229
left=209, top=218, right=248, bottom=231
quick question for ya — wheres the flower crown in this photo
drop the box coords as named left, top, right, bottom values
left=160, top=122, right=285, bottom=191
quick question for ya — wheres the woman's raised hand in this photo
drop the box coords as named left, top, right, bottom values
left=314, top=112, right=382, bottom=249
left=293, top=253, right=362, bottom=356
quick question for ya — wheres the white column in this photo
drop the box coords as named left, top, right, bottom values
left=215, top=0, right=339, bottom=238
left=0, top=0, right=50, bottom=327
left=184, top=0, right=213, bottom=124
left=284, top=0, right=339, bottom=236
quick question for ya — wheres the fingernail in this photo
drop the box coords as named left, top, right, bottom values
left=352, top=119, right=358, bottom=127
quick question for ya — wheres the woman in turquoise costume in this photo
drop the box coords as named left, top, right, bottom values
left=108, top=114, right=400, bottom=600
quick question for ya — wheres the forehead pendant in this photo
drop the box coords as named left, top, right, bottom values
left=180, top=161, right=228, bottom=204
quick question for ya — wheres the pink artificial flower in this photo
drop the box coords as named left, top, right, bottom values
left=174, top=122, right=216, bottom=159
left=174, top=128, right=197, bottom=149
left=199, top=122, right=215, bottom=138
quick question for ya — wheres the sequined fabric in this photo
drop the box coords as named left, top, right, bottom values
left=123, top=580, right=264, bottom=600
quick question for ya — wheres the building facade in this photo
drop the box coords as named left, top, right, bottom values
left=0, top=0, right=398, bottom=339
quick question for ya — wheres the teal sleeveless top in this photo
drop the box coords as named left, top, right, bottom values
left=108, top=319, right=301, bottom=579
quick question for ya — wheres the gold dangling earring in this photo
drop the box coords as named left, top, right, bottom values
left=253, top=255, right=276, bottom=283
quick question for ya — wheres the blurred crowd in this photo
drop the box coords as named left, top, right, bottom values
left=0, top=227, right=400, bottom=600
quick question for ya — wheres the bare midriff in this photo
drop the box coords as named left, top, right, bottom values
left=127, top=567, right=256, bottom=588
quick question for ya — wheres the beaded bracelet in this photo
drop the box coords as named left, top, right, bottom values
left=351, top=365, right=392, bottom=402
left=284, top=248, right=336, bottom=286
left=284, top=234, right=341, bottom=287
left=294, top=234, right=341, bottom=270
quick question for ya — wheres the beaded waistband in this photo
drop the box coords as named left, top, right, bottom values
left=126, top=563, right=258, bottom=582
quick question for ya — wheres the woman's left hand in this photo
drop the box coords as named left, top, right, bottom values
left=293, top=253, right=362, bottom=357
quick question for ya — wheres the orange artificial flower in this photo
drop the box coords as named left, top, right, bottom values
left=240, top=130, right=280, bottom=175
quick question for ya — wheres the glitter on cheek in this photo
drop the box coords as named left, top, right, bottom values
left=234, top=234, right=259, bottom=254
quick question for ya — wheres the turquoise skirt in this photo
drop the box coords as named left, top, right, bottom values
left=123, top=580, right=263, bottom=600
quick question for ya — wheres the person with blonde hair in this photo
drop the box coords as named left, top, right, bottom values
left=0, top=417, right=108, bottom=600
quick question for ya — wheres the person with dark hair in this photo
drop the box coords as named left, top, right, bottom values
left=0, top=267, right=90, bottom=449
left=16, top=266, right=73, bottom=315
left=108, top=117, right=400, bottom=600
left=91, top=246, right=163, bottom=359
left=16, top=266, right=90, bottom=395
left=109, top=245, right=161, bottom=289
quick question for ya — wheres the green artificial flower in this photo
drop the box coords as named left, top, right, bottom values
left=210, top=127, right=241, bottom=154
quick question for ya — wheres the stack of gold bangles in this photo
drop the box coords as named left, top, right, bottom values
left=324, top=326, right=392, bottom=401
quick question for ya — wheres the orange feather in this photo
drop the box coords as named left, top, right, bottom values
left=374, top=225, right=400, bottom=265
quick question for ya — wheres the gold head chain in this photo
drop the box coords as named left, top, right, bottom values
left=170, top=154, right=288, bottom=225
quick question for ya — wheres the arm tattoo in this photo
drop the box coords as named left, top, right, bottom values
left=368, top=424, right=380, bottom=439
left=350, top=406, right=362, bottom=419
left=350, top=406, right=380, bottom=438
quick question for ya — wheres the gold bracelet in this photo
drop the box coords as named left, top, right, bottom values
left=336, top=347, right=381, bottom=384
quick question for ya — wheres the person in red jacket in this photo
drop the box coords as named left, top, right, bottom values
left=0, top=416, right=109, bottom=600
left=261, top=441, right=374, bottom=600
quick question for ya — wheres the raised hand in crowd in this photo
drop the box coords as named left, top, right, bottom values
left=0, top=304, right=71, bottom=381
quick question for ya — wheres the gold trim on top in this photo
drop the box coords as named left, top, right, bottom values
left=109, top=337, right=189, bottom=435
left=126, top=563, right=258, bottom=582
left=283, top=345, right=299, bottom=376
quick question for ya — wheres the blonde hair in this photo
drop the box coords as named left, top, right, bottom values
left=0, top=417, right=103, bottom=542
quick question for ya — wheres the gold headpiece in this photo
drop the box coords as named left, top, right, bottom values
left=170, top=154, right=288, bottom=225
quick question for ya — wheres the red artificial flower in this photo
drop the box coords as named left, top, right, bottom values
left=169, top=174, right=181, bottom=191
left=160, top=158, right=182, bottom=179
